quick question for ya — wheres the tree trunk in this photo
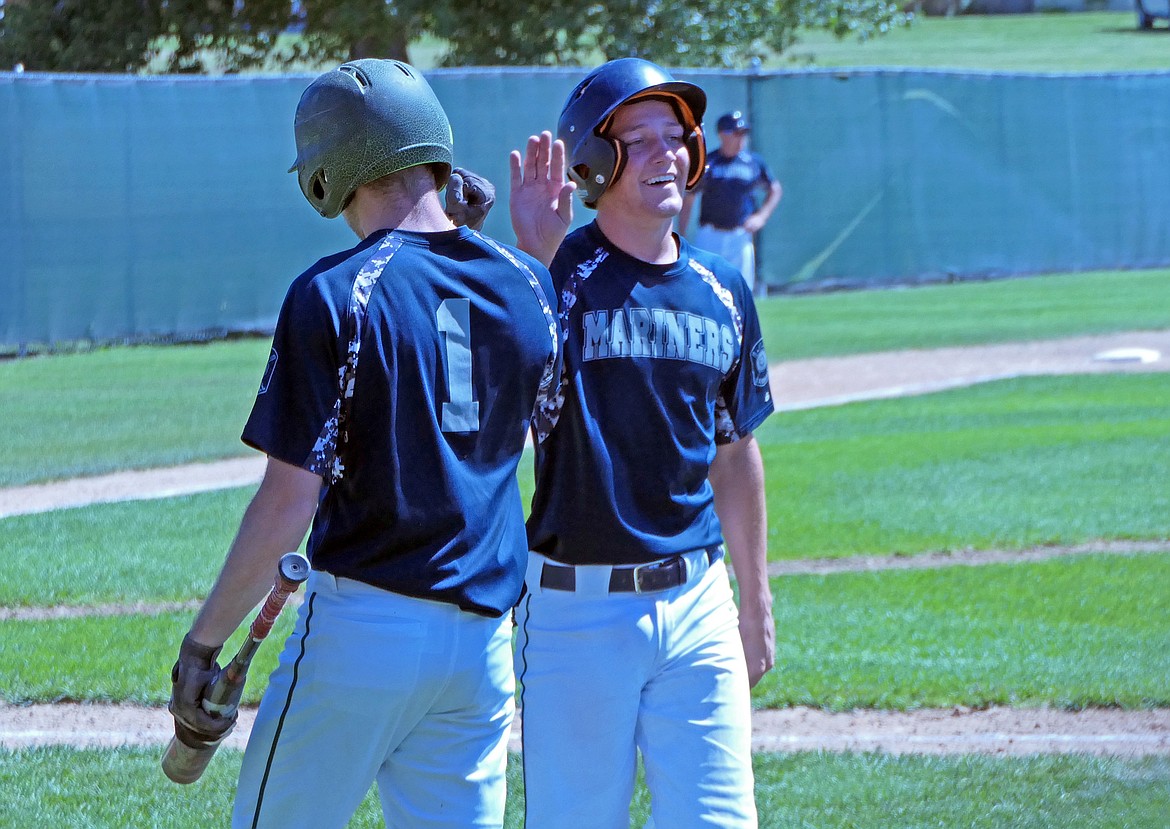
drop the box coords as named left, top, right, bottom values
left=351, top=28, right=410, bottom=63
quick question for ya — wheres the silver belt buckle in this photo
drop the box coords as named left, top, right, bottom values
left=631, top=561, right=653, bottom=594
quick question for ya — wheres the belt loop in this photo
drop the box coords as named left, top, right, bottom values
left=575, top=564, right=614, bottom=595
left=526, top=551, right=547, bottom=594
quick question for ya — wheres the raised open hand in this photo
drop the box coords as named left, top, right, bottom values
left=509, top=131, right=577, bottom=267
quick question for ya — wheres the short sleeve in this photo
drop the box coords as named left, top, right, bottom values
left=241, top=275, right=346, bottom=474
left=714, top=286, right=774, bottom=443
left=756, top=155, right=776, bottom=188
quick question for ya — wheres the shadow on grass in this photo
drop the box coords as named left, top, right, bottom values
left=1095, top=26, right=1170, bottom=35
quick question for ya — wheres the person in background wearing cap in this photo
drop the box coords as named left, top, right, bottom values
left=679, top=110, right=783, bottom=296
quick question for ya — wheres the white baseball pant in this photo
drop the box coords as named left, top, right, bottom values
left=515, top=549, right=757, bottom=828
left=694, top=225, right=757, bottom=293
left=233, top=571, right=514, bottom=829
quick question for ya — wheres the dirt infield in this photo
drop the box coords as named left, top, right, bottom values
left=769, top=329, right=1170, bottom=412
left=2, top=331, right=1167, bottom=755
left=2, top=702, right=1167, bottom=757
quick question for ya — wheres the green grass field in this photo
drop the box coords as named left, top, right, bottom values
left=762, top=373, right=1170, bottom=557
left=4, top=370, right=1167, bottom=609
left=3, top=551, right=1166, bottom=711
left=759, top=268, right=1170, bottom=360
left=2, top=267, right=1167, bottom=487
left=2, top=490, right=255, bottom=607
left=2, top=266, right=1168, bottom=824
left=0, top=341, right=261, bottom=487
left=784, top=11, right=1170, bottom=71
left=2, top=749, right=1168, bottom=829
left=758, top=553, right=1170, bottom=710
left=3, top=310, right=1168, bottom=820
left=391, top=12, right=1169, bottom=74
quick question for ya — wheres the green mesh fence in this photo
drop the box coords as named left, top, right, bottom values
left=0, top=73, right=349, bottom=350
left=2, top=67, right=1168, bottom=349
left=752, top=69, right=1170, bottom=290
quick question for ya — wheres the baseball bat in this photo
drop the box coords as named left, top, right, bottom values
left=161, top=551, right=311, bottom=784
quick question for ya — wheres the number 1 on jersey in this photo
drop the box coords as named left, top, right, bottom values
left=436, top=298, right=479, bottom=433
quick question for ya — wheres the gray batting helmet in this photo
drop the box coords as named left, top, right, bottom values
left=288, top=59, right=454, bottom=219
left=557, top=58, right=707, bottom=208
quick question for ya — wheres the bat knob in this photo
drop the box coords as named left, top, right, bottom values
left=278, top=552, right=311, bottom=585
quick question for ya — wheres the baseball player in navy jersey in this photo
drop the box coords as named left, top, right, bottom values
left=679, top=111, right=783, bottom=295
left=166, top=59, right=558, bottom=828
left=509, top=59, right=776, bottom=827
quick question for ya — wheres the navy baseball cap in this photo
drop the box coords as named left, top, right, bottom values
left=716, top=111, right=750, bottom=133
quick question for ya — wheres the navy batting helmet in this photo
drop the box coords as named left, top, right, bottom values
left=557, top=58, right=707, bottom=208
left=716, top=111, right=750, bottom=133
left=288, top=59, right=454, bottom=219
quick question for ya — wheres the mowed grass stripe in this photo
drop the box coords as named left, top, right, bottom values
left=0, top=611, right=297, bottom=707
left=1, top=488, right=256, bottom=607
left=758, top=268, right=1170, bottom=361
left=3, top=374, right=1166, bottom=607
left=783, top=10, right=1170, bottom=72
left=3, top=554, right=1165, bottom=711
left=754, top=553, right=1170, bottom=711
left=765, top=541, right=1170, bottom=577
left=0, top=339, right=269, bottom=488
left=1, top=269, right=1167, bottom=488
left=758, top=373, right=1170, bottom=559
left=6, top=542, right=1169, bottom=622
left=1, top=748, right=1166, bottom=829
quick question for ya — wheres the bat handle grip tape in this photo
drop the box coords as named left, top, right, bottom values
left=248, top=582, right=296, bottom=641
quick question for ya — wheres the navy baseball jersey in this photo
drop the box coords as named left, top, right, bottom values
left=526, top=221, right=774, bottom=565
left=243, top=226, right=558, bottom=617
left=695, top=150, right=776, bottom=230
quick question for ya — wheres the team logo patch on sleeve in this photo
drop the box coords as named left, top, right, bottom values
left=258, top=348, right=278, bottom=394
left=750, top=339, right=769, bottom=387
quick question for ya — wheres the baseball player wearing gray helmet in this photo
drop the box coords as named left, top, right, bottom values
left=510, top=58, right=776, bottom=827
left=168, top=59, right=558, bottom=828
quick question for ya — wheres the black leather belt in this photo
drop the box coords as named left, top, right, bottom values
left=539, top=546, right=722, bottom=594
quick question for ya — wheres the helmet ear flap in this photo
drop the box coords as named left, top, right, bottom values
left=686, top=124, right=707, bottom=190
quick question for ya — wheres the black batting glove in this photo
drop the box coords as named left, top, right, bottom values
left=446, top=167, right=496, bottom=231
left=168, top=634, right=236, bottom=748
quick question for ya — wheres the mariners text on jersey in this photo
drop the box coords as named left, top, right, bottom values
left=581, top=307, right=735, bottom=371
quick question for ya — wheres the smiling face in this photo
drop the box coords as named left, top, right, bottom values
left=596, top=98, right=690, bottom=223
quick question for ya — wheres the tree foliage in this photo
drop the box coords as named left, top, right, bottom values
left=160, top=0, right=293, bottom=73
left=296, top=0, right=434, bottom=63
left=0, top=0, right=909, bottom=74
left=0, top=0, right=163, bottom=72
left=431, top=0, right=907, bottom=68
